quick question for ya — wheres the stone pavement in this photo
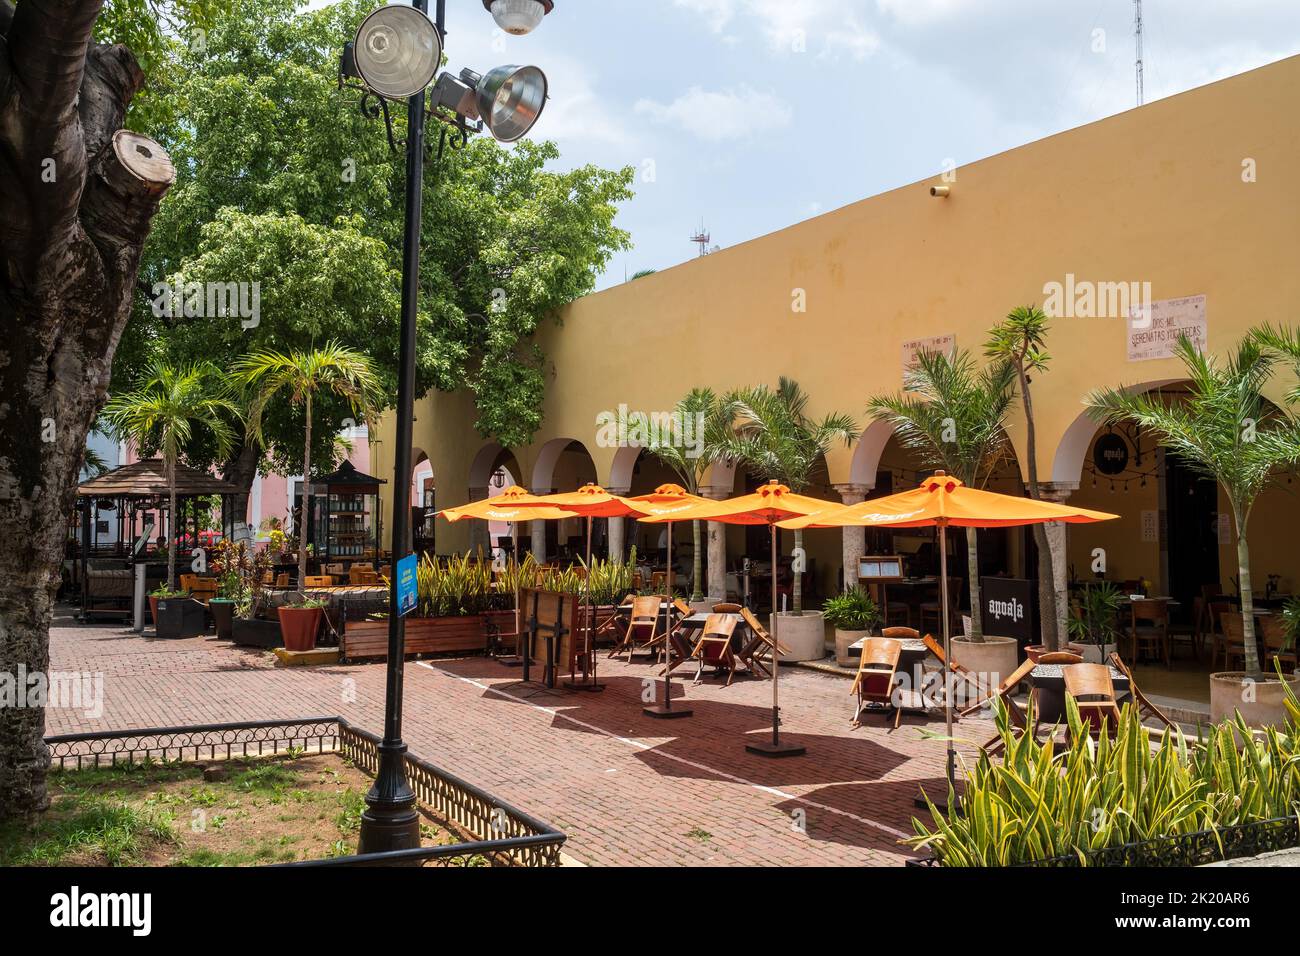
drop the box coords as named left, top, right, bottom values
left=45, top=608, right=996, bottom=866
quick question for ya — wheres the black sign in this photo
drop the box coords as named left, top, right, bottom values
left=1093, top=432, right=1129, bottom=475
left=980, top=576, right=1034, bottom=643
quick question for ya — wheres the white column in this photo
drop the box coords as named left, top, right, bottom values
left=700, top=484, right=730, bottom=601
left=1039, top=481, right=1078, bottom=650
left=531, top=486, right=552, bottom=563
left=834, top=483, right=871, bottom=592
left=606, top=485, right=629, bottom=561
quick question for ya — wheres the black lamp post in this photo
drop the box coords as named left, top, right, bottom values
left=341, top=0, right=552, bottom=856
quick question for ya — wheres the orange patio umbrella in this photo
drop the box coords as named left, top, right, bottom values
left=439, top=486, right=575, bottom=674
left=650, top=480, right=840, bottom=757
left=780, top=471, right=1117, bottom=793
left=531, top=484, right=650, bottom=691
left=625, top=484, right=712, bottom=719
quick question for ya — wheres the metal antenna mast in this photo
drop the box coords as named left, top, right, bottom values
left=1134, top=0, right=1145, bottom=106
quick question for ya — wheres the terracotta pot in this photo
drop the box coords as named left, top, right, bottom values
left=277, top=606, right=323, bottom=652
left=1024, top=644, right=1046, bottom=663
left=834, top=628, right=873, bottom=667
left=148, top=595, right=160, bottom=625
left=1210, top=671, right=1300, bottom=732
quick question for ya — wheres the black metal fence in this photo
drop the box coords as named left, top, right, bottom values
left=44, top=716, right=565, bottom=867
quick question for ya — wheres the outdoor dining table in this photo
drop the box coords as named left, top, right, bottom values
left=848, top=636, right=934, bottom=716
left=677, top=612, right=775, bottom=678
left=1028, top=662, right=1131, bottom=724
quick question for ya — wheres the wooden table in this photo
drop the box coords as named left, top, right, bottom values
left=1029, top=662, right=1131, bottom=723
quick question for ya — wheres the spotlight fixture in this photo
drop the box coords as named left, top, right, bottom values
left=349, top=5, right=443, bottom=99
left=930, top=184, right=951, bottom=198
left=483, top=0, right=554, bottom=36
left=431, top=64, right=548, bottom=142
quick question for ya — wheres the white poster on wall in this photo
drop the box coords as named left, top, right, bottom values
left=901, top=334, right=956, bottom=388
left=1128, top=294, right=1207, bottom=362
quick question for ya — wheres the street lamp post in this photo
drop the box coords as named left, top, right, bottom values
left=342, top=0, right=552, bottom=856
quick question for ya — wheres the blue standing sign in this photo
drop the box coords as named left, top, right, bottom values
left=396, top=553, right=418, bottom=618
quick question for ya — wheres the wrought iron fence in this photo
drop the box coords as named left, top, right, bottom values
left=44, top=716, right=565, bottom=867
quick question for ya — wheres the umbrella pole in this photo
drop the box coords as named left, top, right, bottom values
left=940, top=521, right=956, bottom=807
left=746, top=520, right=805, bottom=758
left=645, top=520, right=691, bottom=719
left=566, top=515, right=604, bottom=692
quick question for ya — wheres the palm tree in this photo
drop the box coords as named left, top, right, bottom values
left=1090, top=334, right=1300, bottom=678
left=233, top=342, right=382, bottom=588
left=986, top=305, right=1060, bottom=648
left=641, top=388, right=728, bottom=601
left=103, top=361, right=241, bottom=591
left=715, top=378, right=858, bottom=614
left=866, top=348, right=1017, bottom=642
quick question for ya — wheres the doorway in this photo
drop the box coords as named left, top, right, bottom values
left=1164, top=451, right=1220, bottom=611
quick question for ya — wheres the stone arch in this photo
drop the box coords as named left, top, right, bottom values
left=1049, top=379, right=1180, bottom=485
left=847, top=419, right=897, bottom=489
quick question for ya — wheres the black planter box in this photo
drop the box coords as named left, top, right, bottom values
left=209, top=600, right=236, bottom=640
left=155, top=598, right=209, bottom=640
left=231, top=616, right=284, bottom=649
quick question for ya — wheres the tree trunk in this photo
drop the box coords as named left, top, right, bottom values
left=1016, top=363, right=1060, bottom=650
left=0, top=2, right=174, bottom=817
left=1232, top=502, right=1261, bottom=678
left=691, top=519, right=703, bottom=601
left=167, top=456, right=178, bottom=591
left=299, top=392, right=312, bottom=589
left=966, top=528, right=983, bottom=641
left=793, top=528, right=804, bottom=614
left=222, top=442, right=261, bottom=546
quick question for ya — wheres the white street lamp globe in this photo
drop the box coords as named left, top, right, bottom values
left=475, top=64, right=548, bottom=142
left=484, top=0, right=553, bottom=36
left=354, top=5, right=443, bottom=99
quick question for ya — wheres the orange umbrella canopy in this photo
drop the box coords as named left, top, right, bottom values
left=438, top=485, right=575, bottom=523
left=777, top=472, right=1118, bottom=530
left=626, top=483, right=712, bottom=522
left=651, top=480, right=837, bottom=525
left=532, top=483, right=649, bottom=519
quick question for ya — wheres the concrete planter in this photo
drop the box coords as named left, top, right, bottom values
left=1069, top=641, right=1119, bottom=664
left=951, top=635, right=1020, bottom=688
left=1210, top=671, right=1300, bottom=730
left=689, top=599, right=715, bottom=614
left=771, top=611, right=827, bottom=662
left=834, top=628, right=873, bottom=667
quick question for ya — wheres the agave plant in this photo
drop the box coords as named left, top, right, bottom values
left=415, top=552, right=494, bottom=618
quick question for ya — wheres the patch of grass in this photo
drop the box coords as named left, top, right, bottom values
left=686, top=827, right=712, bottom=843
left=0, top=800, right=176, bottom=866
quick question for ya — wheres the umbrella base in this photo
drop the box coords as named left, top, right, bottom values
left=563, top=680, right=605, bottom=693
left=643, top=705, right=692, bottom=719
left=745, top=740, right=806, bottom=758
left=495, top=655, right=524, bottom=668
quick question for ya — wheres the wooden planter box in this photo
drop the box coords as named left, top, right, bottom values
left=341, top=615, right=488, bottom=662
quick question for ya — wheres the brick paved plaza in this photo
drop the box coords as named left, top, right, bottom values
left=46, top=608, right=996, bottom=866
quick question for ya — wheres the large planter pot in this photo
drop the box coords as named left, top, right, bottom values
left=154, top=597, right=208, bottom=640
left=834, top=628, right=873, bottom=667
left=278, top=606, right=323, bottom=652
left=231, top=616, right=284, bottom=649
left=1210, top=671, right=1300, bottom=730
left=208, top=599, right=236, bottom=640
left=951, top=635, right=1020, bottom=688
left=688, top=599, right=715, bottom=614
left=1069, top=641, right=1119, bottom=665
left=148, top=595, right=159, bottom=625
left=771, top=611, right=827, bottom=662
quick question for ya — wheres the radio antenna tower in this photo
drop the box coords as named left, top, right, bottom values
left=1134, top=0, right=1145, bottom=106
left=690, top=223, right=711, bottom=258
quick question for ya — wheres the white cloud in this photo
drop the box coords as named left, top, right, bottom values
left=634, top=85, right=794, bottom=143
left=676, top=0, right=880, bottom=60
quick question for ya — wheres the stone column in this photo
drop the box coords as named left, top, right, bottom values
left=467, top=486, right=490, bottom=557
left=606, top=486, right=630, bottom=561
left=1039, top=481, right=1079, bottom=650
left=833, top=483, right=870, bottom=592
left=530, top=486, right=552, bottom=563
left=700, top=484, right=731, bottom=602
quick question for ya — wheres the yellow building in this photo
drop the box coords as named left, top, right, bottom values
left=374, top=53, right=1300, bottom=629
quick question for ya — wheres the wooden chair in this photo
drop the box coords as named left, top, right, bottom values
left=1208, top=600, right=1235, bottom=668
left=324, top=563, right=345, bottom=577
left=1219, top=611, right=1250, bottom=671
left=962, top=657, right=1036, bottom=717
left=921, top=633, right=990, bottom=705
left=1062, top=663, right=1123, bottom=740
left=691, top=614, right=741, bottom=685
left=1108, top=652, right=1175, bottom=730
left=304, top=575, right=334, bottom=589
left=971, top=658, right=1040, bottom=754
left=650, top=571, right=668, bottom=592
left=348, top=566, right=378, bottom=585
left=919, top=577, right=962, bottom=637
left=850, top=637, right=903, bottom=728
left=274, top=573, right=291, bottom=588
left=656, top=599, right=699, bottom=675
left=1260, top=614, right=1297, bottom=673
left=610, top=595, right=663, bottom=660
left=1129, top=599, right=1170, bottom=668
left=738, top=607, right=789, bottom=679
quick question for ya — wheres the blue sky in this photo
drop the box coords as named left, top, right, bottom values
left=320, top=1, right=1300, bottom=289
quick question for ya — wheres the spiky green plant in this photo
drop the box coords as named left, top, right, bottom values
left=866, top=348, right=1017, bottom=641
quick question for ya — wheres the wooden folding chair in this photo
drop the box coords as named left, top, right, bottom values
left=921, top=633, right=991, bottom=706
left=1108, top=652, right=1175, bottom=730
left=960, top=657, right=1036, bottom=717
left=850, top=637, right=902, bottom=728
left=1062, top=663, right=1123, bottom=741
left=969, top=657, right=1040, bottom=754
left=712, top=602, right=743, bottom=613
left=659, top=601, right=700, bottom=676
left=1260, top=615, right=1297, bottom=673
left=274, top=573, right=291, bottom=588
left=691, top=614, right=740, bottom=685
left=738, top=607, right=789, bottom=679
left=596, top=594, right=635, bottom=649
left=304, top=575, right=334, bottom=589
left=609, top=595, right=662, bottom=660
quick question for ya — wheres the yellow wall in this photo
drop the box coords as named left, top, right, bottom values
left=378, top=54, right=1300, bottom=570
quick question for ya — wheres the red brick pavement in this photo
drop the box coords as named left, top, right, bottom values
left=45, top=609, right=994, bottom=866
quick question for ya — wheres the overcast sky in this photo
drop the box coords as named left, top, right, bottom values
left=319, top=0, right=1300, bottom=288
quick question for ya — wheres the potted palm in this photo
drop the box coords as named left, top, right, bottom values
left=715, top=378, right=858, bottom=661
left=1090, top=332, right=1300, bottom=727
left=1066, top=582, right=1123, bottom=664
left=867, top=347, right=1020, bottom=680
left=277, top=596, right=327, bottom=652
left=823, top=587, right=881, bottom=666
